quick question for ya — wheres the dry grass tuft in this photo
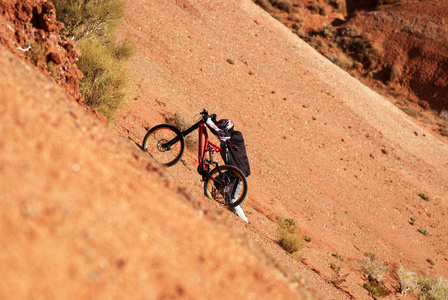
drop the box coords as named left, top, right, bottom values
left=397, top=265, right=448, bottom=299
left=276, top=216, right=305, bottom=259
left=359, top=253, right=388, bottom=282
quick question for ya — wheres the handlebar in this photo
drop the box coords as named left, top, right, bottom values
left=200, top=109, right=217, bottom=122
left=200, top=109, right=208, bottom=118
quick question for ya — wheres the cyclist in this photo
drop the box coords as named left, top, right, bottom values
left=205, top=114, right=251, bottom=223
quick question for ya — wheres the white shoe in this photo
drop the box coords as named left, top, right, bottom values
left=230, top=205, right=248, bottom=223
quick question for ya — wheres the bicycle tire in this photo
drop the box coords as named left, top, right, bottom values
left=204, top=165, right=248, bottom=208
left=142, top=124, right=185, bottom=166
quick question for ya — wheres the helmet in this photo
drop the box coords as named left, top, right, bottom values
left=216, top=119, right=234, bottom=132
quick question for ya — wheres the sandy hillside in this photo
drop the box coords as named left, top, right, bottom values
left=1, top=0, right=448, bottom=299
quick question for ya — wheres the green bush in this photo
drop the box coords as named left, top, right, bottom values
left=52, top=0, right=134, bottom=123
left=76, top=36, right=132, bottom=121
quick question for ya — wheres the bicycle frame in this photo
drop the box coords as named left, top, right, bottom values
left=196, top=121, right=222, bottom=171
left=161, top=113, right=223, bottom=176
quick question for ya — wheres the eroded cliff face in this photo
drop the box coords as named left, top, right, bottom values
left=0, top=0, right=83, bottom=104
left=258, top=0, right=448, bottom=111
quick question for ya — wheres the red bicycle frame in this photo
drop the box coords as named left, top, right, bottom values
left=197, top=121, right=222, bottom=171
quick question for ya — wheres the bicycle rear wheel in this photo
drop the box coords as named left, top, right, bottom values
left=204, top=165, right=248, bottom=208
left=143, top=124, right=185, bottom=166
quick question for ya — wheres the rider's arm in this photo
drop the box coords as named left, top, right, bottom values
left=205, top=117, right=230, bottom=141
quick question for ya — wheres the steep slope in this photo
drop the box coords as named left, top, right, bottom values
left=2, top=0, right=448, bottom=299
left=0, top=45, right=315, bottom=299
left=116, top=0, right=448, bottom=298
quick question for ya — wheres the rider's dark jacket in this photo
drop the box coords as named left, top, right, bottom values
left=206, top=118, right=251, bottom=177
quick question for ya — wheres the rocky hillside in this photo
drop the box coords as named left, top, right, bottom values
left=254, top=0, right=448, bottom=137
left=1, top=0, right=448, bottom=299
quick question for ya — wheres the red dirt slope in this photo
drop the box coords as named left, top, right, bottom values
left=1, top=0, right=448, bottom=299
left=0, top=45, right=313, bottom=299
left=116, top=0, right=448, bottom=298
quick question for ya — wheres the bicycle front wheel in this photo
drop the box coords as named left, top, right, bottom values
left=142, top=124, right=185, bottom=166
left=204, top=165, right=248, bottom=208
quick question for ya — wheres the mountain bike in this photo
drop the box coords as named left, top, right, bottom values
left=142, top=109, right=248, bottom=207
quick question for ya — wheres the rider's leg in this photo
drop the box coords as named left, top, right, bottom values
left=229, top=180, right=248, bottom=223
left=229, top=205, right=248, bottom=223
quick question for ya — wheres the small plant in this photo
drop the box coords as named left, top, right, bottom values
left=381, top=149, right=388, bottom=154
left=418, top=193, right=430, bottom=201
left=417, top=276, right=448, bottom=299
left=359, top=253, right=388, bottom=283
left=276, top=216, right=305, bottom=259
left=165, top=113, right=197, bottom=151
left=439, top=126, right=448, bottom=137
left=252, top=0, right=275, bottom=13
left=400, top=106, right=423, bottom=118
left=27, top=42, right=46, bottom=65
left=77, top=36, right=133, bottom=122
left=359, top=253, right=390, bottom=297
left=274, top=0, right=295, bottom=13
left=304, top=235, right=312, bottom=242
left=328, top=0, right=345, bottom=13
left=409, top=216, right=416, bottom=225
left=226, top=58, right=235, bottom=65
left=439, top=110, right=448, bottom=121
left=335, top=53, right=355, bottom=71
left=321, top=25, right=336, bottom=39
left=330, top=253, right=348, bottom=287
left=418, top=227, right=429, bottom=236
left=363, top=281, right=390, bottom=298
left=427, top=259, right=436, bottom=267
left=397, top=265, right=448, bottom=299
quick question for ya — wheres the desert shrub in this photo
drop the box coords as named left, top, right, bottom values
left=335, top=53, right=355, bottom=71
left=374, top=0, right=402, bottom=10
left=359, top=253, right=390, bottom=297
left=276, top=216, right=305, bottom=258
left=397, top=266, right=419, bottom=295
left=336, top=29, right=381, bottom=69
left=438, top=110, right=448, bottom=121
left=330, top=253, right=348, bottom=287
left=53, top=0, right=134, bottom=123
left=274, top=0, right=295, bottom=13
left=252, top=0, right=275, bottom=12
left=418, top=227, right=429, bottom=236
left=418, top=193, right=430, bottom=201
left=321, top=25, right=336, bottom=39
left=307, top=3, right=320, bottom=14
left=27, top=42, right=60, bottom=79
left=291, top=18, right=305, bottom=32
left=400, top=106, right=423, bottom=118
left=397, top=265, right=448, bottom=299
left=52, top=0, right=124, bottom=41
left=363, top=281, right=390, bottom=298
left=340, top=25, right=359, bottom=38
left=164, top=113, right=197, bottom=151
left=439, top=127, right=448, bottom=137
left=359, top=253, right=388, bottom=282
left=27, top=42, right=46, bottom=64
left=417, top=276, right=448, bottom=300
left=76, top=36, right=132, bottom=121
